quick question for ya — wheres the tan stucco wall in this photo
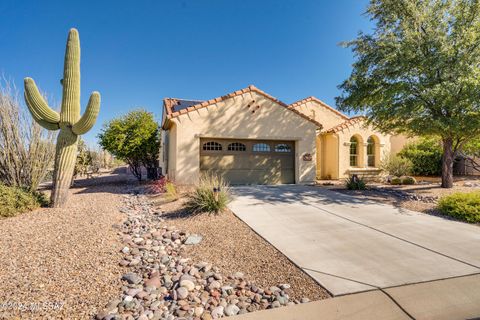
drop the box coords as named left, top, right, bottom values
left=166, top=91, right=318, bottom=184
left=322, top=120, right=391, bottom=179
left=294, top=100, right=347, bottom=131
left=166, top=123, right=177, bottom=180
left=390, top=134, right=416, bottom=155
left=322, top=134, right=339, bottom=179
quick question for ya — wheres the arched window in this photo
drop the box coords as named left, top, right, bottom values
left=350, top=137, right=358, bottom=166
left=253, top=143, right=270, bottom=152
left=227, top=142, right=246, bottom=151
left=367, top=136, right=376, bottom=167
left=203, top=141, right=222, bottom=151
left=275, top=144, right=292, bottom=153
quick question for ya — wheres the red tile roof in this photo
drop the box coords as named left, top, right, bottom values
left=163, top=85, right=323, bottom=128
left=289, top=96, right=349, bottom=120
left=326, top=116, right=367, bottom=133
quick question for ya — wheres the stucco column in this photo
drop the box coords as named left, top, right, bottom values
left=363, top=143, right=368, bottom=168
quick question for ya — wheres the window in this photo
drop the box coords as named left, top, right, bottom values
left=350, top=137, right=358, bottom=166
left=275, top=144, right=292, bottom=152
left=253, top=143, right=271, bottom=152
left=227, top=142, right=246, bottom=151
left=367, top=136, right=375, bottom=167
left=203, top=141, right=222, bottom=151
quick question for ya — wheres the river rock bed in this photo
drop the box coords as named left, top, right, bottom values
left=96, top=190, right=309, bottom=320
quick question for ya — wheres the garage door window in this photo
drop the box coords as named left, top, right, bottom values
left=253, top=143, right=270, bottom=152
left=275, top=144, right=292, bottom=152
left=227, top=142, right=246, bottom=151
left=203, top=141, right=222, bottom=151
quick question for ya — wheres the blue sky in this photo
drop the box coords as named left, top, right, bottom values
left=0, top=0, right=372, bottom=146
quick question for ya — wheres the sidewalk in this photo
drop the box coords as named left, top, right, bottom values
left=234, top=274, right=480, bottom=320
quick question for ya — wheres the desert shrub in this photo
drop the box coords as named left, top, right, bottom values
left=0, top=78, right=55, bottom=191
left=380, top=155, right=412, bottom=177
left=185, top=173, right=231, bottom=214
left=438, top=192, right=480, bottom=223
left=399, top=138, right=442, bottom=176
left=401, top=176, right=416, bottom=185
left=165, top=181, right=178, bottom=202
left=0, top=184, right=47, bottom=217
left=345, top=176, right=366, bottom=190
left=148, top=176, right=169, bottom=194
left=390, top=177, right=402, bottom=185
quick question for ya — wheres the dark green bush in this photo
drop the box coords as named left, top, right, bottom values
left=438, top=192, right=480, bottom=223
left=345, top=176, right=367, bottom=190
left=185, top=174, right=231, bottom=214
left=398, top=138, right=442, bottom=176
left=0, top=184, right=47, bottom=217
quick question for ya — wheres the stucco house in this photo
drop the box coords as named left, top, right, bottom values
left=160, top=85, right=408, bottom=185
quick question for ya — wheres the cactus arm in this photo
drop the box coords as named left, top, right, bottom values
left=24, top=77, right=60, bottom=124
left=72, top=92, right=100, bottom=135
left=61, top=28, right=81, bottom=124
left=24, top=92, right=60, bottom=130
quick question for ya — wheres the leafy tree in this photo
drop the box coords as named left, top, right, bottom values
left=98, top=109, right=160, bottom=180
left=336, top=0, right=480, bottom=188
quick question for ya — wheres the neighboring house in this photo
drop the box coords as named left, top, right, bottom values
left=160, top=85, right=408, bottom=185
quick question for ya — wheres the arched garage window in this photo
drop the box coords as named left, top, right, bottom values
left=350, top=137, right=359, bottom=167
left=227, top=142, right=246, bottom=151
left=253, top=143, right=270, bottom=152
left=203, top=141, right=222, bottom=151
left=367, top=136, right=376, bottom=167
left=275, top=144, right=291, bottom=152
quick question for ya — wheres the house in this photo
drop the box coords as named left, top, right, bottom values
left=160, top=85, right=408, bottom=185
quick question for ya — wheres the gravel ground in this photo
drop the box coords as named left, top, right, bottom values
left=0, top=168, right=130, bottom=319
left=155, top=197, right=330, bottom=302
left=100, top=191, right=328, bottom=319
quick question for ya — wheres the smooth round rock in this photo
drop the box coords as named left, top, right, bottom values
left=176, top=287, right=189, bottom=300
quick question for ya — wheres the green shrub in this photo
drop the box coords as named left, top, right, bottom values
left=380, top=155, right=412, bottom=177
left=0, top=184, right=47, bottom=217
left=390, top=177, right=402, bottom=185
left=345, top=176, right=367, bottom=190
left=438, top=192, right=480, bottom=223
left=185, top=173, right=231, bottom=214
left=398, top=137, right=442, bottom=176
left=401, top=176, right=416, bottom=185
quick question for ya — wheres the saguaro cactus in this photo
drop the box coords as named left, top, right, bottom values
left=24, top=28, right=100, bottom=207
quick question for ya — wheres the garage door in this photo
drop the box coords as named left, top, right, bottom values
left=200, top=138, right=295, bottom=185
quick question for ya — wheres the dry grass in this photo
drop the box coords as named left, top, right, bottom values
left=153, top=194, right=330, bottom=301
left=0, top=78, right=55, bottom=192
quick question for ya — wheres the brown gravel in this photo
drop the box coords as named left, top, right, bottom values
left=152, top=195, right=330, bottom=301
left=0, top=169, right=131, bottom=319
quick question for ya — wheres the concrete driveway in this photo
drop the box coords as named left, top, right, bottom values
left=229, top=185, right=480, bottom=296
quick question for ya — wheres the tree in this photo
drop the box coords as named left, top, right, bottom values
left=336, top=0, right=480, bottom=188
left=98, top=109, right=160, bottom=180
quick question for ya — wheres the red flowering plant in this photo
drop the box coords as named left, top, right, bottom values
left=147, top=175, right=169, bottom=194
